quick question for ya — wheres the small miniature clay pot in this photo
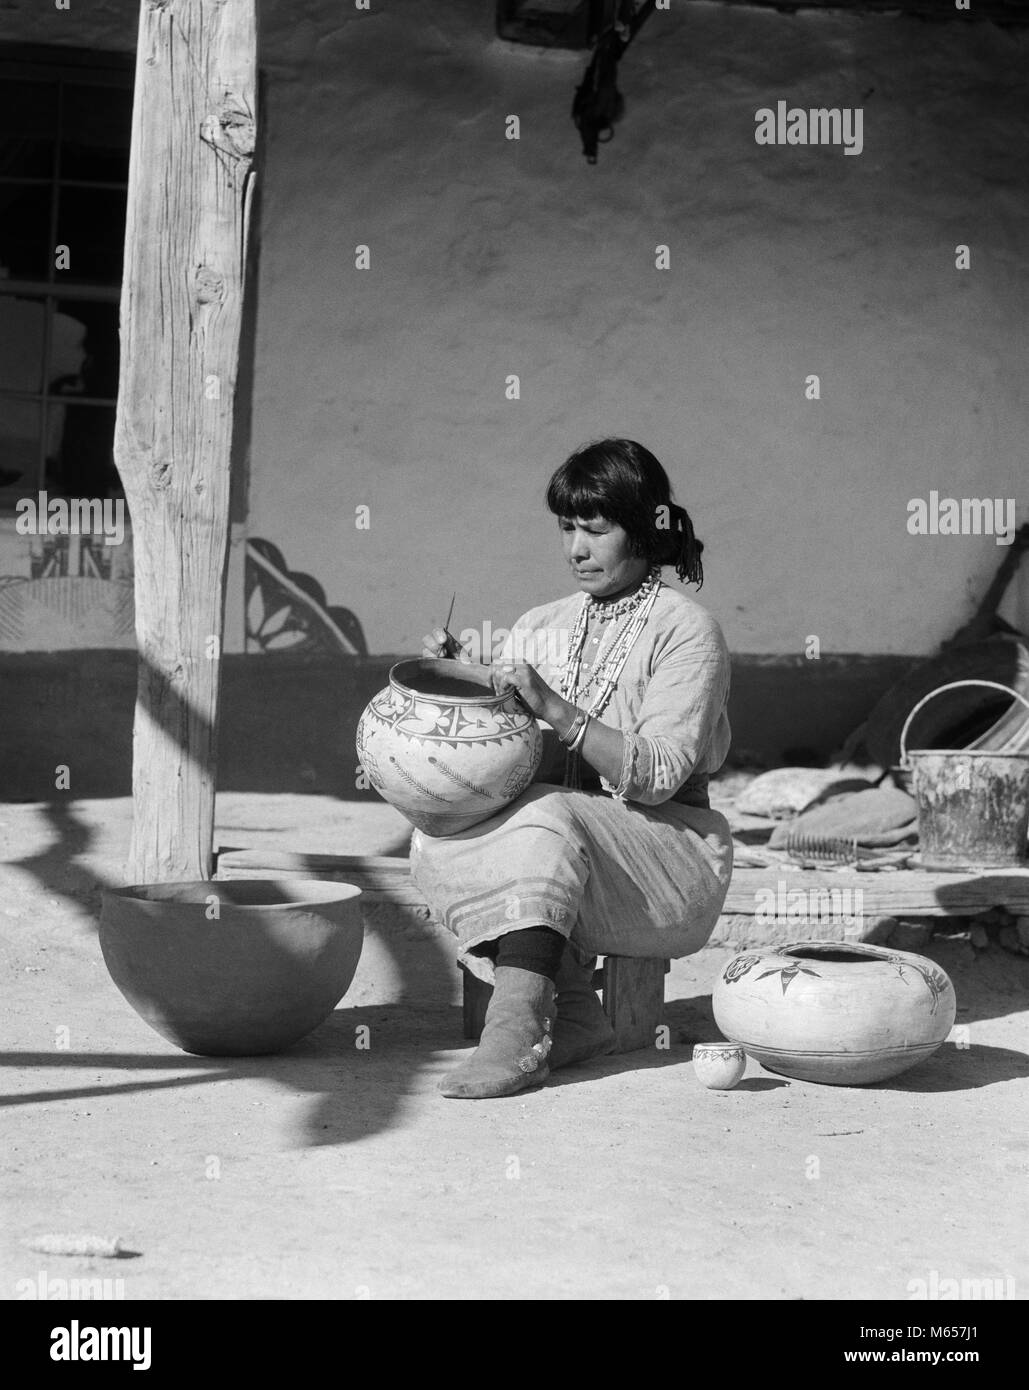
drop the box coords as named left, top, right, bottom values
left=692, top=1042, right=747, bottom=1090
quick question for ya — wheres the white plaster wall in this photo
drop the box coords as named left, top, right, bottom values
left=5, top=0, right=1028, bottom=654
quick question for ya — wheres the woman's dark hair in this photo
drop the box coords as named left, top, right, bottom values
left=545, top=438, right=704, bottom=588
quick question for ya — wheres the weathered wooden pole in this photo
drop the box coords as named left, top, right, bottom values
left=114, top=0, right=257, bottom=882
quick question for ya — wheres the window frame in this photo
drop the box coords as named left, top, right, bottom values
left=0, top=43, right=134, bottom=508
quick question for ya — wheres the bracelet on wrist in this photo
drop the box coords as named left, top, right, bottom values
left=567, top=713, right=590, bottom=752
left=559, top=708, right=586, bottom=747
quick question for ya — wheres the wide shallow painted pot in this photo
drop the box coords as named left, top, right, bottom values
left=99, top=879, right=363, bottom=1056
left=356, top=657, right=542, bottom=835
left=712, top=940, right=956, bottom=1086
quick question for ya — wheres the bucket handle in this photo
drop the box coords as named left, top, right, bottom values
left=898, top=680, right=1029, bottom=768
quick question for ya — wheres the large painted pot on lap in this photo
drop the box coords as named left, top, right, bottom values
left=356, top=657, right=542, bottom=835
left=99, top=879, right=364, bottom=1056
left=712, top=941, right=956, bottom=1085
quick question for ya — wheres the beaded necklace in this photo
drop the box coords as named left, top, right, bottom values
left=582, top=580, right=659, bottom=620
left=559, top=565, right=663, bottom=788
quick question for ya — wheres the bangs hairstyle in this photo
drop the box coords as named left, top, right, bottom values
left=545, top=438, right=704, bottom=588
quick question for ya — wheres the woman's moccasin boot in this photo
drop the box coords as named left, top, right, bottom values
left=438, top=965, right=554, bottom=1099
left=550, top=946, right=616, bottom=1070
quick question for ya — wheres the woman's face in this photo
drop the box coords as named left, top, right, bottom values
left=559, top=515, right=651, bottom=600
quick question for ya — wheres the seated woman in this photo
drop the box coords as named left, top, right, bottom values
left=414, top=438, right=732, bottom=1099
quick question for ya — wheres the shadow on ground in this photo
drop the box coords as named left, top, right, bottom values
left=4, top=989, right=1027, bottom=1147
left=883, top=1040, right=1029, bottom=1092
left=9, top=800, right=104, bottom=912
left=6, top=792, right=1028, bottom=1148
left=4, top=800, right=454, bottom=1145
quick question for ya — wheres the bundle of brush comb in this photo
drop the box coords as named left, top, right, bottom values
left=779, top=834, right=913, bottom=870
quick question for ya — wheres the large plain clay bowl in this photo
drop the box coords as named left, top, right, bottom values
left=712, top=940, right=956, bottom=1085
left=356, top=657, right=542, bottom=835
left=99, top=879, right=363, bottom=1056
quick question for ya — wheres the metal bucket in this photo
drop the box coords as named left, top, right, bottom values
left=900, top=681, right=1029, bottom=871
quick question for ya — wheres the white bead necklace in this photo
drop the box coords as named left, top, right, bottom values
left=560, top=566, right=663, bottom=786
left=561, top=565, right=661, bottom=703
left=586, top=580, right=659, bottom=620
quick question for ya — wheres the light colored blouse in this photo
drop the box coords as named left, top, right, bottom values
left=499, top=581, right=732, bottom=809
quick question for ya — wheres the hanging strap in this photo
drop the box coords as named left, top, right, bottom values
left=571, top=0, right=657, bottom=163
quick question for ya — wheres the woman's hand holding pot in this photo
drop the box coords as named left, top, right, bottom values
left=491, top=658, right=559, bottom=721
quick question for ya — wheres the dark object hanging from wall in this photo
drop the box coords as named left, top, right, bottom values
left=571, top=0, right=656, bottom=163
left=496, top=0, right=605, bottom=50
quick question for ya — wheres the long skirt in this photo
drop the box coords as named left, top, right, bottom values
left=408, top=783, right=734, bottom=984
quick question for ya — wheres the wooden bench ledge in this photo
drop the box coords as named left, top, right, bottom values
left=216, top=850, right=1029, bottom=916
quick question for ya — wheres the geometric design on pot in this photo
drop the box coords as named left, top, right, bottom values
left=360, top=750, right=382, bottom=788
left=356, top=657, right=543, bottom=836
left=695, top=1045, right=746, bottom=1063
left=501, top=762, right=535, bottom=799
left=712, top=940, right=958, bottom=1087
left=387, top=755, right=453, bottom=805
left=425, top=754, right=497, bottom=801
left=371, top=691, right=530, bottom=746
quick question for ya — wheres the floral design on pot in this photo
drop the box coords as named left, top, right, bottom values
left=712, top=940, right=957, bottom=1086
left=884, top=953, right=951, bottom=1015
left=356, top=658, right=542, bottom=835
left=757, top=960, right=822, bottom=996
left=722, top=953, right=763, bottom=985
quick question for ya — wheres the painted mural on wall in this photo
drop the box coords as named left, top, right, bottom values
left=28, top=529, right=132, bottom=581
left=0, top=573, right=134, bottom=648
left=0, top=526, right=367, bottom=654
left=245, top=538, right=367, bottom=656
left=0, top=529, right=134, bottom=649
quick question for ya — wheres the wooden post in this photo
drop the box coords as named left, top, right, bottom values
left=114, top=0, right=257, bottom=882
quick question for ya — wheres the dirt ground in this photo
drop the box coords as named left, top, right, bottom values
left=2, top=790, right=1028, bottom=1301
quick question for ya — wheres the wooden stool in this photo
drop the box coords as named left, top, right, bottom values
left=461, top=955, right=669, bottom=1055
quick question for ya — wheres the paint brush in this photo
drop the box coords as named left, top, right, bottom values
left=437, top=591, right=461, bottom=658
